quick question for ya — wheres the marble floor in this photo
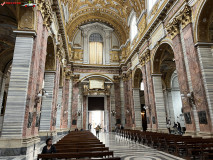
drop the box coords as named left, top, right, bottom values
left=0, top=132, right=185, bottom=160
left=97, top=132, right=184, bottom=160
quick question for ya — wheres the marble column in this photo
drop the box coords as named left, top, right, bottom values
left=196, top=43, right=213, bottom=134
left=61, top=78, right=71, bottom=130
left=68, top=78, right=73, bottom=130
left=1, top=31, right=35, bottom=138
left=166, top=89, right=175, bottom=125
left=77, top=84, right=83, bottom=129
left=152, top=74, right=167, bottom=132
left=182, top=23, right=212, bottom=134
left=114, top=82, right=121, bottom=125
left=39, top=71, right=56, bottom=132
left=132, top=88, right=142, bottom=130
left=142, top=65, right=151, bottom=130
left=0, top=72, right=7, bottom=107
left=71, top=81, right=79, bottom=130
left=172, top=31, right=196, bottom=134
left=123, top=79, right=130, bottom=128
left=83, top=96, right=87, bottom=130
left=110, top=84, right=116, bottom=130
left=120, top=79, right=125, bottom=126
left=146, top=61, right=157, bottom=131
left=56, top=87, right=63, bottom=130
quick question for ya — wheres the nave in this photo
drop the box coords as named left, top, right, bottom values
left=100, top=133, right=184, bottom=160
left=0, top=132, right=184, bottom=160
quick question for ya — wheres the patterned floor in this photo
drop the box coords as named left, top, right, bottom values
left=0, top=132, right=184, bottom=160
left=98, top=132, right=185, bottom=160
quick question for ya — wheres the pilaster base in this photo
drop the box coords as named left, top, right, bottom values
left=157, top=128, right=169, bottom=133
left=133, top=127, right=142, bottom=131
left=151, top=128, right=157, bottom=132
left=184, top=131, right=197, bottom=137
left=197, top=131, right=213, bottom=138
left=0, top=136, right=40, bottom=158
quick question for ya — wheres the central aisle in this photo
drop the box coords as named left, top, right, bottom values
left=97, top=132, right=184, bottom=160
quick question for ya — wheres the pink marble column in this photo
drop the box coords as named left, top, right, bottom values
left=141, top=65, right=152, bottom=130
left=182, top=23, right=212, bottom=133
left=107, top=96, right=111, bottom=131
left=22, top=11, right=49, bottom=138
left=83, top=96, right=87, bottom=130
left=61, top=78, right=70, bottom=129
left=71, top=81, right=79, bottom=130
left=172, top=31, right=196, bottom=133
left=146, top=61, right=157, bottom=130
left=114, top=82, right=121, bottom=124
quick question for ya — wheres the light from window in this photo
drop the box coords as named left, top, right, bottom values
left=89, top=33, right=103, bottom=64
left=130, top=15, right=138, bottom=42
left=148, top=0, right=158, bottom=11
left=140, top=82, right=144, bottom=91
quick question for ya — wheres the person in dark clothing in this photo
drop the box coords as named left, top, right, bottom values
left=177, top=122, right=182, bottom=135
left=41, top=138, right=56, bottom=154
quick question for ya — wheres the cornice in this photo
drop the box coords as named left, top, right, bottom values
left=53, top=0, right=70, bottom=66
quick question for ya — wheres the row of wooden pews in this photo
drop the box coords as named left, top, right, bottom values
left=117, top=129, right=213, bottom=160
left=38, top=130, right=121, bottom=160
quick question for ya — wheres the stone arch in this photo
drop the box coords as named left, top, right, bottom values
left=45, top=36, right=56, bottom=71
left=196, top=0, right=213, bottom=42
left=80, top=74, right=114, bottom=83
left=132, top=67, right=143, bottom=88
left=152, top=43, right=175, bottom=74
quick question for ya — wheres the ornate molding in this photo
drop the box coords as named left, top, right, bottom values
left=38, top=0, right=53, bottom=28
left=166, top=5, right=192, bottom=39
left=140, top=49, right=150, bottom=66
left=113, top=75, right=120, bottom=83
left=65, top=68, right=72, bottom=80
left=166, top=18, right=180, bottom=40
left=72, top=74, right=80, bottom=83
left=179, top=5, right=192, bottom=29
left=122, top=73, right=128, bottom=82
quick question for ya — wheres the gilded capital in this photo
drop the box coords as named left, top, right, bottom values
left=179, top=5, right=192, bottom=29
left=72, top=74, right=80, bottom=83
left=65, top=68, right=72, bottom=80
left=166, top=18, right=180, bottom=40
left=38, top=0, right=53, bottom=28
left=113, top=75, right=120, bottom=83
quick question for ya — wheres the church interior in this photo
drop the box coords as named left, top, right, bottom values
left=0, top=0, right=213, bottom=159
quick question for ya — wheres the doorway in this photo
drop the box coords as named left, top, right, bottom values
left=87, top=97, right=106, bottom=133
left=88, top=111, right=104, bottom=133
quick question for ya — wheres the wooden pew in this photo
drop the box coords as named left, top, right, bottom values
left=37, top=151, right=114, bottom=159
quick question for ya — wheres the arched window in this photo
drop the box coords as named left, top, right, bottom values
left=89, top=33, right=103, bottom=64
left=148, top=0, right=158, bottom=11
left=130, top=14, right=138, bottom=42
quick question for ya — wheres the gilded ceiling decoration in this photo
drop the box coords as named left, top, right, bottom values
left=62, top=0, right=145, bottom=44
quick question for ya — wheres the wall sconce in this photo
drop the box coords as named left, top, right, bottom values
left=141, top=112, right=145, bottom=116
left=35, top=89, right=49, bottom=103
left=111, top=110, right=116, bottom=117
left=144, top=105, right=151, bottom=112
left=181, top=92, right=195, bottom=105
left=77, top=110, right=81, bottom=117
left=126, top=109, right=130, bottom=115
